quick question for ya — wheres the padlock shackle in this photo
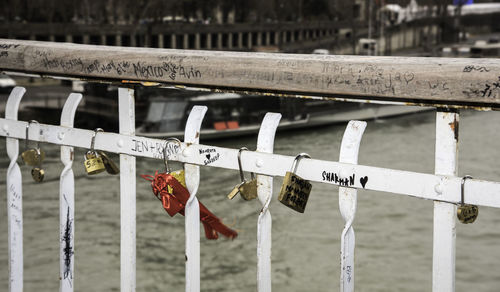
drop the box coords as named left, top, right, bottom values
left=291, top=153, right=311, bottom=174
left=237, top=147, right=256, bottom=182
left=237, top=147, right=248, bottom=182
left=90, top=128, right=104, bottom=151
left=163, top=137, right=182, bottom=173
left=35, top=147, right=42, bottom=167
left=25, top=120, right=40, bottom=150
left=461, top=175, right=473, bottom=206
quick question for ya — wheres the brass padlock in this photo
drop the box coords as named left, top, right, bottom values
left=457, top=175, right=479, bottom=224
left=228, top=180, right=258, bottom=200
left=31, top=167, right=45, bottom=183
left=227, top=147, right=258, bottom=201
left=278, top=153, right=312, bottom=213
left=22, top=148, right=45, bottom=166
left=84, top=151, right=106, bottom=175
left=84, top=129, right=106, bottom=175
left=97, top=150, right=120, bottom=175
left=163, top=138, right=186, bottom=193
left=170, top=169, right=186, bottom=187
left=21, top=120, right=45, bottom=166
left=239, top=180, right=258, bottom=200
left=31, top=147, right=45, bottom=183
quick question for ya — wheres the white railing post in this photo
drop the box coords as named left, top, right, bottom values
left=183, top=106, right=207, bottom=292
left=5, top=87, right=26, bottom=292
left=256, top=113, right=282, bottom=292
left=118, top=88, right=136, bottom=292
left=433, top=110, right=459, bottom=292
left=59, top=93, right=82, bottom=292
left=338, top=120, right=366, bottom=292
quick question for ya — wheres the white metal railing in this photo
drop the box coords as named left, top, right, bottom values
left=1, top=39, right=500, bottom=292
left=2, top=86, right=500, bottom=292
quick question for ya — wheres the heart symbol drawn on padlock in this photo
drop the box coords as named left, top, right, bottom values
left=360, top=176, right=368, bottom=188
left=206, top=154, right=211, bottom=160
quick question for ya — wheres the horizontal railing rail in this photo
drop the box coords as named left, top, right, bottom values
left=1, top=39, right=500, bottom=108
left=2, top=118, right=499, bottom=207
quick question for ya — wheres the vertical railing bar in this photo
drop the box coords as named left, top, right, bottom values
left=338, top=120, right=366, bottom=292
left=183, top=106, right=207, bottom=292
left=59, top=93, right=82, bottom=292
left=5, top=87, right=26, bottom=292
left=118, top=88, right=136, bottom=292
left=433, top=109, right=459, bottom=292
left=256, top=113, right=282, bottom=292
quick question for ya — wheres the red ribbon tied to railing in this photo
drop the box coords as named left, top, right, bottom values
left=141, top=171, right=237, bottom=240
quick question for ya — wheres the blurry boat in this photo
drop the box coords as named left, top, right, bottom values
left=470, top=41, right=500, bottom=58
left=136, top=89, right=431, bottom=140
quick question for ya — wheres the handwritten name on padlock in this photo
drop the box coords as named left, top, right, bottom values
left=457, top=205, right=479, bottom=224
left=278, top=172, right=312, bottom=213
left=84, top=152, right=106, bottom=175
left=458, top=176, right=479, bottom=224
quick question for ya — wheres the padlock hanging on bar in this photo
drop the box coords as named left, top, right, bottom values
left=163, top=138, right=186, bottom=191
left=97, top=150, right=120, bottom=175
left=227, top=147, right=258, bottom=201
left=457, top=175, right=479, bottom=224
left=83, top=128, right=106, bottom=175
left=31, top=147, right=45, bottom=183
left=278, top=153, right=313, bottom=213
left=21, top=120, right=45, bottom=166
left=20, top=120, right=46, bottom=182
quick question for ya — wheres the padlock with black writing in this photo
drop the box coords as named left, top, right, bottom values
left=278, top=153, right=312, bottom=213
left=457, top=175, right=479, bottom=224
left=84, top=129, right=106, bottom=175
left=84, top=151, right=106, bottom=175
left=21, top=120, right=46, bottom=166
left=227, top=147, right=258, bottom=201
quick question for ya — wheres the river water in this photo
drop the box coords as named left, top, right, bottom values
left=1, top=108, right=500, bottom=291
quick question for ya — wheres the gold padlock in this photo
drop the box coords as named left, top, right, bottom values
left=457, top=205, right=479, bottom=224
left=31, top=167, right=45, bottom=183
left=457, top=175, right=479, bottom=224
left=163, top=138, right=186, bottom=193
left=239, top=180, right=258, bottom=200
left=21, top=120, right=45, bottom=166
left=170, top=169, right=186, bottom=187
left=227, top=180, right=258, bottom=200
left=227, top=147, right=258, bottom=201
left=84, top=151, right=106, bottom=175
left=97, top=150, right=120, bottom=175
left=84, top=129, right=106, bottom=175
left=278, top=153, right=312, bottom=213
left=31, top=147, right=45, bottom=183
left=22, top=148, right=45, bottom=166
